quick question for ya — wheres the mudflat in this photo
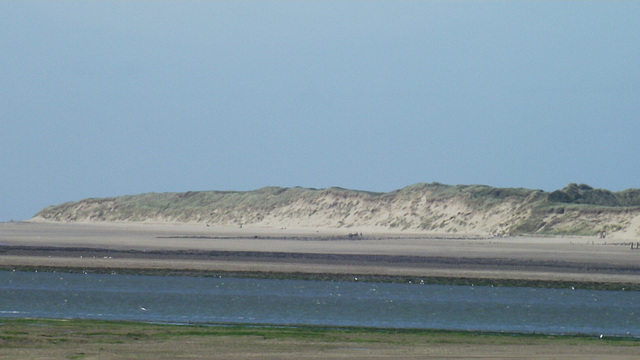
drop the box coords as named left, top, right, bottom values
left=1, top=221, right=640, bottom=286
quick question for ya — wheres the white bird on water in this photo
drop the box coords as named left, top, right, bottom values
left=140, top=307, right=147, bottom=312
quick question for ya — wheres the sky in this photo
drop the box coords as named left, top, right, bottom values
left=1, top=2, right=639, bottom=221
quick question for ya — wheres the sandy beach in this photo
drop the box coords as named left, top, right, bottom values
left=2, top=221, right=640, bottom=286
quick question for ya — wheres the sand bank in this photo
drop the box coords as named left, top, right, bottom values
left=1, top=222, right=640, bottom=286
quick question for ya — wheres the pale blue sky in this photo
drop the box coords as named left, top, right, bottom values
left=2, top=2, right=639, bottom=221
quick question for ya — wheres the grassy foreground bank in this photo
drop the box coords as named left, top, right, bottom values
left=1, top=319, right=639, bottom=360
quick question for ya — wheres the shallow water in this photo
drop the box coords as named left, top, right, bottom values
left=1, top=271, right=639, bottom=336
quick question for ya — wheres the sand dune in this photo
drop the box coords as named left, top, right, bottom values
left=32, top=183, right=640, bottom=238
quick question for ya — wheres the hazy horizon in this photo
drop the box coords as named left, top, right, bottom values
left=2, top=2, right=639, bottom=221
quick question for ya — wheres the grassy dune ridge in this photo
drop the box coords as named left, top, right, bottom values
left=34, top=183, right=640, bottom=236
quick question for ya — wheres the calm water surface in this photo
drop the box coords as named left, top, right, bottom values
left=2, top=271, right=639, bottom=336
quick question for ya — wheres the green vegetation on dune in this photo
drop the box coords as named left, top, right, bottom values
left=34, top=183, right=640, bottom=236
left=547, top=183, right=640, bottom=207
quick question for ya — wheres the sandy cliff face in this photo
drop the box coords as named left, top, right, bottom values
left=33, top=183, right=640, bottom=238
